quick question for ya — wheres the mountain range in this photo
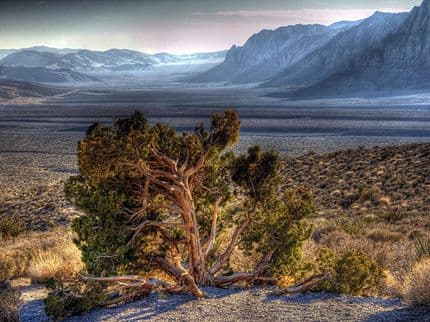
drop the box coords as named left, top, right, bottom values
left=0, top=47, right=226, bottom=72
left=295, top=1, right=430, bottom=98
left=192, top=24, right=338, bottom=84
left=193, top=0, right=430, bottom=98
left=0, top=47, right=227, bottom=84
left=0, top=0, right=429, bottom=98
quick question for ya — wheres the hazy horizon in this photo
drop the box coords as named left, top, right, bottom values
left=0, top=0, right=421, bottom=54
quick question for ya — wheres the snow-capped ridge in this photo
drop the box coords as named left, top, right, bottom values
left=0, top=47, right=228, bottom=73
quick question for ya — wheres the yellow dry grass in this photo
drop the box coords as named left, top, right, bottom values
left=27, top=236, right=84, bottom=283
left=0, top=228, right=83, bottom=283
left=402, top=258, right=430, bottom=307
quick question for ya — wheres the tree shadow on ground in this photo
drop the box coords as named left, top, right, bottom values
left=265, top=291, right=401, bottom=308
left=265, top=292, right=340, bottom=305
left=64, top=286, right=245, bottom=321
left=364, top=307, right=430, bottom=322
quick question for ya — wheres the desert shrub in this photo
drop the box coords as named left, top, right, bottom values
left=382, top=211, right=417, bottom=223
left=408, top=229, right=425, bottom=241
left=45, top=279, right=107, bottom=320
left=367, top=229, right=403, bottom=243
left=415, top=237, right=430, bottom=260
left=340, top=193, right=360, bottom=208
left=316, top=248, right=385, bottom=295
left=311, top=221, right=337, bottom=243
left=363, top=213, right=378, bottom=224
left=335, top=218, right=365, bottom=236
left=403, top=258, right=430, bottom=307
left=0, top=281, right=19, bottom=322
left=0, top=215, right=27, bottom=239
left=358, top=186, right=381, bottom=204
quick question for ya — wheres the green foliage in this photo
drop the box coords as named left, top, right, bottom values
left=67, top=111, right=242, bottom=277
left=316, top=249, right=384, bottom=295
left=232, top=145, right=282, bottom=201
left=45, top=279, right=107, bottom=321
left=0, top=215, right=27, bottom=239
left=241, top=188, right=316, bottom=278
left=66, top=178, right=140, bottom=276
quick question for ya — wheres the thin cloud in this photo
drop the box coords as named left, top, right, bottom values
left=193, top=8, right=408, bottom=24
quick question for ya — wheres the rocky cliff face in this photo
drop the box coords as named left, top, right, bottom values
left=191, top=24, right=337, bottom=84
left=264, top=12, right=408, bottom=88
left=290, top=0, right=430, bottom=98
left=378, top=0, right=430, bottom=70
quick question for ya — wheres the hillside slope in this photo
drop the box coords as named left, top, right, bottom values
left=0, top=66, right=98, bottom=83
left=0, top=79, right=65, bottom=100
left=283, top=143, right=430, bottom=218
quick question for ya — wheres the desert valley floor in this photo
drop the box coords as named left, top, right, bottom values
left=1, top=87, right=430, bottom=321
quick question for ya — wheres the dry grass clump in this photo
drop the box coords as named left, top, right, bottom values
left=0, top=229, right=83, bottom=282
left=363, top=213, right=378, bottom=223
left=27, top=236, right=84, bottom=283
left=0, top=281, right=20, bottom=322
left=0, top=214, right=27, bottom=239
left=415, top=238, right=430, bottom=260
left=402, top=258, right=430, bottom=307
left=335, top=218, right=365, bottom=236
left=381, top=211, right=417, bottom=224
left=0, top=248, right=32, bottom=281
left=367, top=229, right=403, bottom=243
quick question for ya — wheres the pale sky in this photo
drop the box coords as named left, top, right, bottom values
left=0, top=0, right=422, bottom=54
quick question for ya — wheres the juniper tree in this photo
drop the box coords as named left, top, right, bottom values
left=65, top=110, right=315, bottom=302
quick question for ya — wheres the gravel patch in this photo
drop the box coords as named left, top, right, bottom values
left=19, top=284, right=50, bottom=322
left=17, top=286, right=430, bottom=322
